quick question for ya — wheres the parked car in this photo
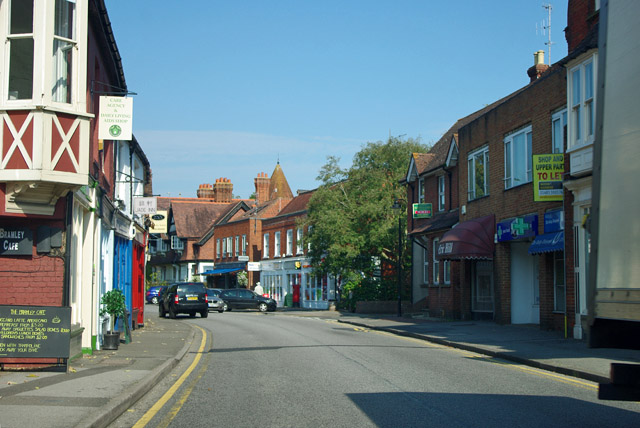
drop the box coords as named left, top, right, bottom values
left=206, top=289, right=225, bottom=313
left=159, top=282, right=208, bottom=319
left=219, top=288, right=276, bottom=312
left=146, top=285, right=167, bottom=304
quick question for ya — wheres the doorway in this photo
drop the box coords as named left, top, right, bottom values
left=511, top=242, right=540, bottom=324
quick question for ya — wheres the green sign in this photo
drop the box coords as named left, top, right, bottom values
left=413, top=203, right=433, bottom=219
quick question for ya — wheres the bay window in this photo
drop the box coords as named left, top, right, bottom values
left=7, top=0, right=34, bottom=100
left=568, top=56, right=596, bottom=149
left=52, top=0, right=76, bottom=103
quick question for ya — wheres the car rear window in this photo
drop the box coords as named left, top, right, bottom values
left=179, top=283, right=205, bottom=293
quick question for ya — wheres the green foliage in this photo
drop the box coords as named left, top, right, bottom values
left=145, top=270, right=167, bottom=291
left=237, top=270, right=248, bottom=287
left=304, top=136, right=428, bottom=300
left=100, top=289, right=126, bottom=332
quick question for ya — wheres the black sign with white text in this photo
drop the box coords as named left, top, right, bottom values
left=0, top=227, right=33, bottom=256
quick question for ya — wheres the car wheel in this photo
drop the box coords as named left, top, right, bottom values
left=159, top=304, right=166, bottom=318
left=151, top=296, right=158, bottom=304
left=223, top=303, right=230, bottom=312
left=258, top=302, right=268, bottom=312
left=169, top=306, right=177, bottom=319
left=201, top=311, right=208, bottom=318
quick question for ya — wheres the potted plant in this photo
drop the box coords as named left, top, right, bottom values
left=100, top=289, right=125, bottom=350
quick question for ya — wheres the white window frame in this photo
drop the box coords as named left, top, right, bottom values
left=418, top=178, right=425, bottom=203
left=504, top=125, right=533, bottom=189
left=423, top=246, right=429, bottom=284
left=552, top=109, right=567, bottom=154
left=227, top=237, right=232, bottom=257
left=438, top=175, right=445, bottom=211
left=52, top=0, right=77, bottom=104
left=242, top=234, right=247, bottom=256
left=286, top=229, right=293, bottom=256
left=263, top=233, right=270, bottom=259
left=433, top=238, right=440, bottom=284
left=274, top=231, right=281, bottom=258
left=222, top=237, right=227, bottom=257
left=296, top=228, right=303, bottom=254
left=467, top=146, right=489, bottom=200
left=568, top=55, right=597, bottom=150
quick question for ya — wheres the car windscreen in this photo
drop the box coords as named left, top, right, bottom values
left=206, top=289, right=221, bottom=296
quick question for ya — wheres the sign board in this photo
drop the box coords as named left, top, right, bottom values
left=98, top=96, right=133, bottom=141
left=149, top=210, right=168, bottom=234
left=533, top=154, right=564, bottom=201
left=412, top=203, right=433, bottom=219
left=238, top=255, right=249, bottom=262
left=0, top=227, right=33, bottom=256
left=544, top=209, right=564, bottom=233
left=247, top=262, right=261, bottom=271
left=497, top=215, right=538, bottom=242
left=133, top=197, right=157, bottom=215
left=0, top=305, right=71, bottom=358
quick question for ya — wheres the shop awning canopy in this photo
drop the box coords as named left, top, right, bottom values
left=198, top=267, right=243, bottom=276
left=528, top=231, right=564, bottom=254
left=435, top=214, right=495, bottom=260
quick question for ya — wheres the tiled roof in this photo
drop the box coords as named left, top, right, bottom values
left=269, top=163, right=293, bottom=200
left=276, top=190, right=314, bottom=217
left=171, top=201, right=231, bottom=238
left=409, top=209, right=460, bottom=235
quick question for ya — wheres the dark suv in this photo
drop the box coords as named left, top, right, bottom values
left=219, top=288, right=276, bottom=312
left=159, top=282, right=208, bottom=319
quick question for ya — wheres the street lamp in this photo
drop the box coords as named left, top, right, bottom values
left=391, top=198, right=403, bottom=317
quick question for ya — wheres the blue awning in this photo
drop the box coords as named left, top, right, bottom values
left=198, top=267, right=243, bottom=276
left=528, top=231, right=564, bottom=254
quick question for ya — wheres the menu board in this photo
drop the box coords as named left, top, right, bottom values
left=0, top=306, right=71, bottom=358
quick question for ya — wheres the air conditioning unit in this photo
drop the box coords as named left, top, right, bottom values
left=171, top=236, right=184, bottom=250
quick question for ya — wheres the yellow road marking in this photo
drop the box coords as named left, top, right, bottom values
left=132, top=325, right=208, bottom=428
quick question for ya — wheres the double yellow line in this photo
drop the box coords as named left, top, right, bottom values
left=133, top=325, right=208, bottom=428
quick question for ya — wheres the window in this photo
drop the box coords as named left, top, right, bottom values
left=438, top=176, right=445, bottom=211
left=444, top=260, right=451, bottom=285
left=552, top=109, right=567, bottom=154
left=296, top=228, right=303, bottom=254
left=7, top=0, right=34, bottom=100
left=504, top=126, right=532, bottom=189
left=468, top=146, right=489, bottom=200
left=418, top=178, right=425, bottom=203
left=433, top=238, right=440, bottom=284
left=554, top=251, right=565, bottom=312
left=235, top=236, right=239, bottom=257
left=222, top=238, right=227, bottom=257
left=307, top=226, right=313, bottom=251
left=263, top=233, right=270, bottom=259
left=242, top=235, right=247, bottom=256
left=274, top=232, right=281, bottom=257
left=568, top=56, right=596, bottom=149
left=423, top=246, right=429, bottom=284
left=286, top=229, right=293, bottom=256
left=52, top=0, right=76, bottom=103
left=216, top=239, right=220, bottom=258
left=227, top=237, right=232, bottom=257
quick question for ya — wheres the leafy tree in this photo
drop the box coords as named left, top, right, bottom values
left=303, top=136, right=429, bottom=301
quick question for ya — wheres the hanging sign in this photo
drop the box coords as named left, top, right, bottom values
left=0, top=227, right=33, bottom=256
left=149, top=210, right=168, bottom=234
left=533, top=154, right=564, bottom=201
left=133, top=197, right=157, bottom=215
left=412, top=203, right=433, bottom=219
left=99, top=96, right=133, bottom=140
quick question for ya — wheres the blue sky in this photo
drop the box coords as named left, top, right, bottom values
left=106, top=1, right=568, bottom=199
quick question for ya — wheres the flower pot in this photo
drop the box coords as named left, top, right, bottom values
left=103, top=331, right=120, bottom=350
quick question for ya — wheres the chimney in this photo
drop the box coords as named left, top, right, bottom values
left=213, top=178, right=233, bottom=203
left=197, top=183, right=214, bottom=199
left=254, top=172, right=270, bottom=205
left=527, top=50, right=550, bottom=82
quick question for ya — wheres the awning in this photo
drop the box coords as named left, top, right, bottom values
left=528, top=231, right=564, bottom=254
left=199, top=267, right=243, bottom=276
left=435, top=214, right=495, bottom=260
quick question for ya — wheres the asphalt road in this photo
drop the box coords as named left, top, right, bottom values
left=110, top=311, right=640, bottom=428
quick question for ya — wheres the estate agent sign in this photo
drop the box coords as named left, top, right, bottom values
left=533, top=154, right=564, bottom=201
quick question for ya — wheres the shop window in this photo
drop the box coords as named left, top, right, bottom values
left=433, top=238, right=440, bottom=284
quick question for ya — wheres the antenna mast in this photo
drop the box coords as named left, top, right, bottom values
left=542, top=3, right=554, bottom=65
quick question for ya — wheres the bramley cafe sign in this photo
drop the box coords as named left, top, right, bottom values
left=99, top=96, right=133, bottom=141
left=0, top=227, right=33, bottom=256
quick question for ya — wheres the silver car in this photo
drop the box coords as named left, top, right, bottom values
left=206, top=289, right=225, bottom=313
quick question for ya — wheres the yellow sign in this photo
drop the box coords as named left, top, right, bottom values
left=533, top=154, right=564, bottom=201
left=149, top=210, right=168, bottom=234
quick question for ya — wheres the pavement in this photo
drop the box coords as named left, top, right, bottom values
left=1, top=307, right=640, bottom=428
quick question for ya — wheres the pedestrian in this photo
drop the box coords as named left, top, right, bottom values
left=254, top=281, right=264, bottom=296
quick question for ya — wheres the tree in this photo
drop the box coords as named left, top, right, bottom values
left=303, top=136, right=429, bottom=301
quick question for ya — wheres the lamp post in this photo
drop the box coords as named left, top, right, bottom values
left=391, top=199, right=403, bottom=317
